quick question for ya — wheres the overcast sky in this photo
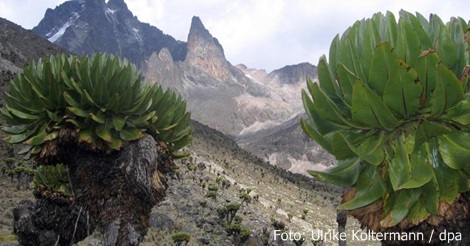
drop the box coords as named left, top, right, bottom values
left=0, top=0, right=468, bottom=72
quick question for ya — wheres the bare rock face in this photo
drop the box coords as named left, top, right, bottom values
left=185, top=16, right=230, bottom=82
left=32, top=0, right=186, bottom=67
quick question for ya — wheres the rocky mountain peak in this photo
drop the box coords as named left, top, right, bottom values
left=267, top=62, right=316, bottom=85
left=188, top=16, right=213, bottom=43
left=33, top=0, right=186, bottom=67
left=185, top=16, right=229, bottom=81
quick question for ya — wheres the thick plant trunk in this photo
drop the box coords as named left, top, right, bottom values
left=13, top=187, right=92, bottom=246
left=64, top=135, right=170, bottom=246
left=13, top=135, right=171, bottom=246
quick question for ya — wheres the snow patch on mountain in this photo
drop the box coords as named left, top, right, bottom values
left=132, top=28, right=142, bottom=42
left=46, top=12, right=80, bottom=43
left=104, top=7, right=116, bottom=21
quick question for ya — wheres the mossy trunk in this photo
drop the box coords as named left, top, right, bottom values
left=13, top=187, right=92, bottom=246
left=64, top=135, right=171, bottom=246
left=13, top=135, right=171, bottom=246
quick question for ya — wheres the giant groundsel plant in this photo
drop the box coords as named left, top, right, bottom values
left=1, top=53, right=192, bottom=162
left=302, top=11, right=470, bottom=229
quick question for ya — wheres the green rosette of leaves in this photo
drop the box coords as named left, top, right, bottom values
left=1, top=53, right=192, bottom=161
left=302, top=11, right=470, bottom=228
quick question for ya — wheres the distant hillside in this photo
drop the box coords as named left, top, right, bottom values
left=0, top=17, right=66, bottom=103
left=237, top=113, right=335, bottom=174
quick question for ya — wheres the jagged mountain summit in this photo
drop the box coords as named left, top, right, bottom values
left=31, top=0, right=328, bottom=171
left=33, top=0, right=186, bottom=67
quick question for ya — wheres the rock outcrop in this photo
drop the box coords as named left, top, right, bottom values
left=185, top=16, right=230, bottom=82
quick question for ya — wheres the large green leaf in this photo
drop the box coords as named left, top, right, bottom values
left=317, top=55, right=340, bottom=99
left=328, top=35, right=340, bottom=76
left=442, top=96, right=470, bottom=125
left=395, top=18, right=421, bottom=66
left=430, top=139, right=460, bottom=203
left=308, top=157, right=361, bottom=186
left=399, top=10, right=432, bottom=50
left=120, top=127, right=143, bottom=141
left=448, top=17, right=469, bottom=76
left=414, top=120, right=452, bottom=151
left=341, top=130, right=386, bottom=166
left=338, top=37, right=364, bottom=81
left=421, top=176, right=439, bottom=215
left=439, top=132, right=470, bottom=169
left=381, top=188, right=421, bottom=227
left=383, top=59, right=422, bottom=119
left=303, top=82, right=344, bottom=135
left=414, top=50, right=439, bottom=107
left=388, top=134, right=431, bottom=191
left=3, top=125, right=38, bottom=144
left=336, top=64, right=355, bottom=105
left=431, top=63, right=464, bottom=116
left=338, top=164, right=386, bottom=210
left=67, top=107, right=89, bottom=118
left=112, top=116, right=126, bottom=131
left=400, top=143, right=434, bottom=189
left=351, top=81, right=400, bottom=130
left=63, top=91, right=80, bottom=107
left=432, top=16, right=458, bottom=68
left=95, top=124, right=113, bottom=142
left=3, top=92, right=42, bottom=114
left=331, top=132, right=356, bottom=160
left=358, top=19, right=381, bottom=81
left=310, top=82, right=367, bottom=129
left=368, top=42, right=398, bottom=95
left=7, top=107, right=39, bottom=120
left=1, top=125, right=30, bottom=135
left=24, top=126, right=48, bottom=146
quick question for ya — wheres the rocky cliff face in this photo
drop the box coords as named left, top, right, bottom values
left=144, top=16, right=303, bottom=137
left=32, top=0, right=186, bottom=67
left=185, top=16, right=231, bottom=82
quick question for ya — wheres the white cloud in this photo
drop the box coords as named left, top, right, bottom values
left=0, top=0, right=468, bottom=71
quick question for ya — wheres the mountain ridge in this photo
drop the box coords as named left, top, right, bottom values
left=33, top=0, right=187, bottom=66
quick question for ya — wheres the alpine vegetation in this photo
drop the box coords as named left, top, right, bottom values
left=1, top=53, right=191, bottom=161
left=1, top=53, right=192, bottom=245
left=302, top=10, right=470, bottom=243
